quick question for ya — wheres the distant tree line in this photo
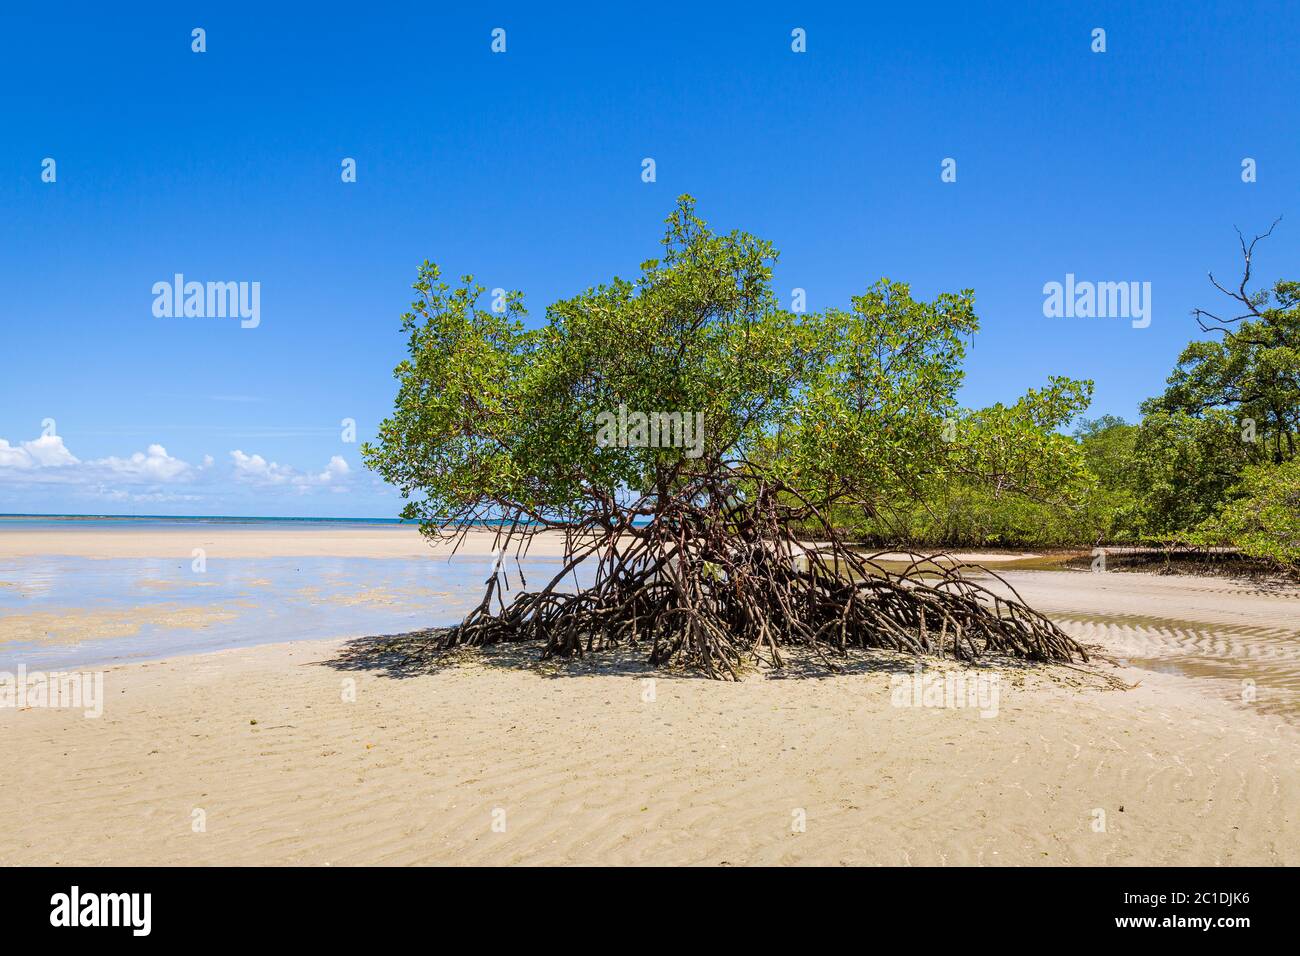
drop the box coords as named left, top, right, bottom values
left=840, top=221, right=1299, bottom=569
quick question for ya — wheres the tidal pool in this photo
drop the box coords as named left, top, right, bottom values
left=0, top=553, right=587, bottom=670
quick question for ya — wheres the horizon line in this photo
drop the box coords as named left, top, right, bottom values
left=0, top=512, right=406, bottom=522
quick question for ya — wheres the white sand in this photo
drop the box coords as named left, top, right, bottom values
left=0, top=527, right=1050, bottom=562
left=2, top=631, right=1296, bottom=865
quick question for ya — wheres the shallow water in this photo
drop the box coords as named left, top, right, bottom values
left=1048, top=609, right=1300, bottom=719
left=0, top=554, right=587, bottom=670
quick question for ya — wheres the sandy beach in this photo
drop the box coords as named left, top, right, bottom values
left=2, top=528, right=1297, bottom=866
left=2, top=634, right=1296, bottom=866
left=0, top=525, right=558, bottom=560
left=0, top=526, right=1045, bottom=563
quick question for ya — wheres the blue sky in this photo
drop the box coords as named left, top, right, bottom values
left=1, top=1, right=1296, bottom=517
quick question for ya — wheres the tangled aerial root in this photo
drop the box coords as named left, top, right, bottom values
left=426, top=482, right=1085, bottom=679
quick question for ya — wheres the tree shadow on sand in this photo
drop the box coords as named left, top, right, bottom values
left=319, top=627, right=1096, bottom=685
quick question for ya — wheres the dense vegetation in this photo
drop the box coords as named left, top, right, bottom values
left=840, top=223, right=1300, bottom=569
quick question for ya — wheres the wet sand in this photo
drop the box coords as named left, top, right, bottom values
left=985, top=569, right=1300, bottom=718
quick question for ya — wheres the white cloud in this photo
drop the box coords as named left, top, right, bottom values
left=0, top=435, right=80, bottom=470
left=96, top=444, right=192, bottom=482
left=230, top=449, right=294, bottom=484
left=1, top=435, right=189, bottom=483
left=318, top=455, right=350, bottom=482
left=0, top=431, right=356, bottom=501
left=230, top=450, right=353, bottom=490
left=93, top=487, right=203, bottom=504
left=0, top=439, right=30, bottom=470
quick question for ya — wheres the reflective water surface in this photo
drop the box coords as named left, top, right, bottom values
left=0, top=553, right=580, bottom=670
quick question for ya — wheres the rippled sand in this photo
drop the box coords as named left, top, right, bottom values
left=0, top=604, right=240, bottom=647
left=989, top=570, right=1300, bottom=719
left=2, top=636, right=1295, bottom=866
left=1, top=565, right=1297, bottom=866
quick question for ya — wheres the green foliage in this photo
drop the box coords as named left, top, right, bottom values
left=365, top=197, right=825, bottom=529
left=1149, top=276, right=1300, bottom=465
left=946, top=377, right=1093, bottom=502
left=823, top=383, right=1098, bottom=547
left=1122, top=237, right=1298, bottom=544
left=767, top=278, right=980, bottom=521
left=365, top=197, right=1089, bottom=540
left=1196, top=459, right=1300, bottom=567
left=1070, top=415, right=1141, bottom=541
left=1122, top=410, right=1253, bottom=540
